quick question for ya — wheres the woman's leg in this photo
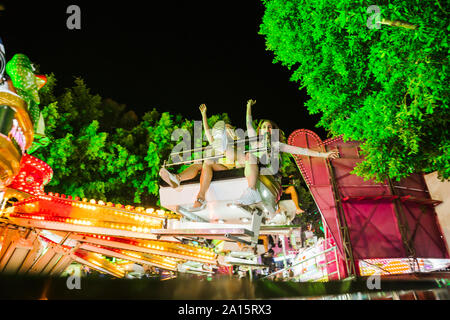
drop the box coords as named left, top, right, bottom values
left=235, top=149, right=246, bottom=169
left=192, top=160, right=228, bottom=208
left=245, top=153, right=259, bottom=190
left=159, top=163, right=202, bottom=188
left=178, top=163, right=202, bottom=182
left=234, top=152, right=262, bottom=205
left=284, top=185, right=304, bottom=214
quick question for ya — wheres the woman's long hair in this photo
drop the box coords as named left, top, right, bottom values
left=256, top=119, right=286, bottom=143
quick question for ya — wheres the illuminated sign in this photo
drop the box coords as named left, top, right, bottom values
left=9, top=119, right=26, bottom=153
left=359, top=258, right=450, bottom=276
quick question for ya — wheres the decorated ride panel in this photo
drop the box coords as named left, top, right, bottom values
left=6, top=153, right=53, bottom=196
left=160, top=168, right=281, bottom=225
left=287, top=129, right=344, bottom=257
left=0, top=90, right=33, bottom=186
left=288, top=129, right=449, bottom=278
left=10, top=193, right=180, bottom=237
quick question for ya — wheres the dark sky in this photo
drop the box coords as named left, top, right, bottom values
left=0, top=0, right=326, bottom=138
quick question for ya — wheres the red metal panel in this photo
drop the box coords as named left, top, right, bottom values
left=393, top=174, right=449, bottom=258
left=323, top=138, right=407, bottom=259
left=401, top=202, right=448, bottom=258
left=341, top=200, right=406, bottom=258
left=288, top=129, right=449, bottom=276
left=288, top=130, right=343, bottom=256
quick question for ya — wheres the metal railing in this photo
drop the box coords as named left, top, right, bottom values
left=262, top=241, right=341, bottom=282
left=163, top=134, right=272, bottom=167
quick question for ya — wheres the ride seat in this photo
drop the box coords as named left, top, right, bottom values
left=159, top=168, right=282, bottom=225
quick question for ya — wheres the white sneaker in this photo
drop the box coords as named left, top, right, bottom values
left=235, top=188, right=262, bottom=206
left=160, top=167, right=180, bottom=188
left=181, top=198, right=207, bottom=212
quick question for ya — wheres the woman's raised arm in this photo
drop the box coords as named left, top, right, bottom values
left=246, top=99, right=258, bottom=148
left=199, top=104, right=213, bottom=144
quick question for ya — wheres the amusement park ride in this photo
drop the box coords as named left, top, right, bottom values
left=0, top=39, right=449, bottom=283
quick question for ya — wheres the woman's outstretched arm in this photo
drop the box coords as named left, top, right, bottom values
left=199, top=104, right=213, bottom=144
left=278, top=142, right=339, bottom=159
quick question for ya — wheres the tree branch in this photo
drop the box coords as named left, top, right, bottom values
left=381, top=19, right=417, bottom=30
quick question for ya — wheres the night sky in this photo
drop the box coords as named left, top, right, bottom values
left=0, top=0, right=326, bottom=138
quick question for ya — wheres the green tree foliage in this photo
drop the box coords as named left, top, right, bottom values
left=260, top=0, right=449, bottom=181
left=34, top=75, right=200, bottom=205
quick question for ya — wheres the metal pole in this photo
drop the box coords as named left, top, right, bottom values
left=168, top=135, right=264, bottom=156
left=387, top=177, right=415, bottom=258
left=59, top=232, right=71, bottom=246
left=262, top=246, right=337, bottom=280
left=165, top=147, right=270, bottom=167
left=281, top=235, right=288, bottom=270
left=319, top=254, right=326, bottom=281
left=314, top=255, right=321, bottom=280
left=0, top=191, right=6, bottom=217
left=335, top=247, right=341, bottom=280
left=326, top=160, right=358, bottom=277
